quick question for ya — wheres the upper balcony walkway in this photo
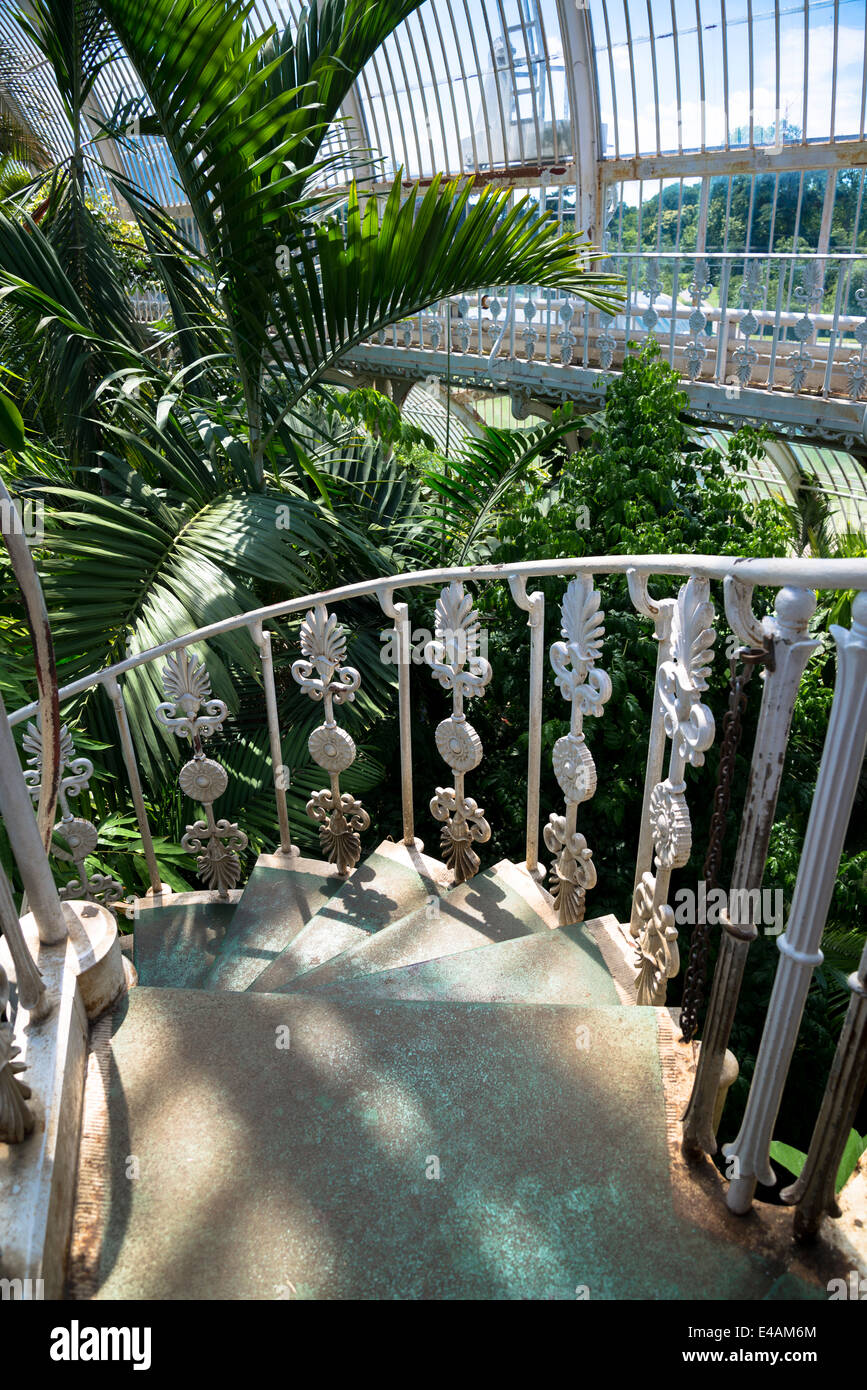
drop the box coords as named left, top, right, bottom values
left=324, top=253, right=867, bottom=453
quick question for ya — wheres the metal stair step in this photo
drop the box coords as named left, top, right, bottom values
left=305, top=920, right=622, bottom=1007
left=201, top=853, right=348, bottom=992
left=68, top=984, right=824, bottom=1302
left=133, top=900, right=240, bottom=989
left=285, top=860, right=553, bottom=992
left=248, top=840, right=451, bottom=993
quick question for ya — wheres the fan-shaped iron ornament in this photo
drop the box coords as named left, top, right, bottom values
left=293, top=605, right=368, bottom=875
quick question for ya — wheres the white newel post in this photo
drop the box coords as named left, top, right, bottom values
left=724, top=591, right=867, bottom=1214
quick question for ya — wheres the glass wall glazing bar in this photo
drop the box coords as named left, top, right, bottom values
left=598, top=0, right=621, bottom=158
left=508, top=0, right=544, bottom=162
left=830, top=0, right=840, bottom=141
left=670, top=0, right=684, bottom=154
left=433, top=0, right=475, bottom=173
left=460, top=0, right=498, bottom=169
left=747, top=0, right=755, bottom=147
left=386, top=30, right=426, bottom=175
left=427, top=1, right=468, bottom=175
left=481, top=0, right=517, bottom=167
left=402, top=14, right=439, bottom=174
left=358, top=62, right=399, bottom=178
left=802, top=0, right=809, bottom=146
left=774, top=0, right=781, bottom=147
left=720, top=0, right=731, bottom=150
left=621, top=0, right=641, bottom=157
left=645, top=0, right=661, bottom=156
left=532, top=0, right=561, bottom=162
left=372, top=42, right=415, bottom=173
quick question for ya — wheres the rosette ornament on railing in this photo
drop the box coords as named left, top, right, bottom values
left=424, top=582, right=492, bottom=883
left=292, top=605, right=369, bottom=876
left=631, top=577, right=716, bottom=1005
left=155, top=648, right=247, bottom=898
left=543, top=577, right=612, bottom=926
left=22, top=719, right=124, bottom=914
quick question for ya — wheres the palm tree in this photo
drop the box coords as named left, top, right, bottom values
left=92, top=0, right=622, bottom=477
left=0, top=39, right=52, bottom=176
left=0, top=1, right=625, bottom=885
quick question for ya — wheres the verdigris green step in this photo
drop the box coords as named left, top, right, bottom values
left=73, top=986, right=824, bottom=1301
left=203, top=853, right=346, bottom=992
left=249, top=840, right=450, bottom=993
left=133, top=900, right=239, bottom=990
left=309, top=922, right=621, bottom=1007
left=284, top=860, right=551, bottom=992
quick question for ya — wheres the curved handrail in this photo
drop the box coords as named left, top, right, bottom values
left=8, top=553, right=867, bottom=727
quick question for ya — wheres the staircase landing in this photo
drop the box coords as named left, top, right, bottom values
left=68, top=987, right=821, bottom=1301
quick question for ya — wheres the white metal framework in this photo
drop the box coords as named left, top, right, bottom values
left=3, top=1, right=867, bottom=508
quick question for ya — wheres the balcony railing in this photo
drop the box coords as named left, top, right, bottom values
left=2, top=553, right=867, bottom=1254
left=342, top=252, right=867, bottom=411
left=128, top=254, right=867, bottom=442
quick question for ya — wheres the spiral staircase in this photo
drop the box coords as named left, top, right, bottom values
left=4, top=550, right=867, bottom=1302
left=64, top=837, right=827, bottom=1302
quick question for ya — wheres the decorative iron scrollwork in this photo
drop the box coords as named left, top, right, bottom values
left=22, top=719, right=124, bottom=914
left=0, top=964, right=33, bottom=1143
left=293, top=605, right=367, bottom=875
left=424, top=582, right=492, bottom=883
left=156, top=647, right=246, bottom=898
left=545, top=576, right=611, bottom=926
left=631, top=577, right=717, bottom=1004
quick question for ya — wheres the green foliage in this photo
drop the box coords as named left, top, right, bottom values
left=0, top=391, right=24, bottom=451
left=466, top=344, right=789, bottom=907
left=770, top=1131, right=867, bottom=1195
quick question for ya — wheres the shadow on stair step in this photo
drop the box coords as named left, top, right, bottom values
left=285, top=860, right=561, bottom=993
left=67, top=987, right=826, bottom=1302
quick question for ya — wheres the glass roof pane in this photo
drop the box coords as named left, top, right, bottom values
left=590, top=0, right=867, bottom=155
left=352, top=0, right=573, bottom=179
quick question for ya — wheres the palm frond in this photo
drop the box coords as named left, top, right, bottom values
left=260, top=176, right=623, bottom=445
left=0, top=208, right=146, bottom=464
left=0, top=38, right=53, bottom=170
left=422, top=407, right=579, bottom=563
left=257, top=0, right=426, bottom=172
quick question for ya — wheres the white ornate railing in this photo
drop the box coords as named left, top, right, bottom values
left=2, top=553, right=867, bottom=1245
left=361, top=253, right=867, bottom=403
left=130, top=254, right=867, bottom=444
